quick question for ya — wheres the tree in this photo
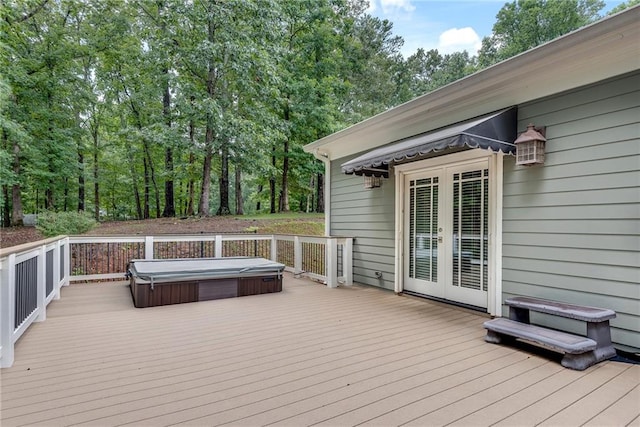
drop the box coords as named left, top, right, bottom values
left=1, top=0, right=86, bottom=219
left=608, top=0, right=640, bottom=14
left=4, top=0, right=537, bottom=223
left=340, top=13, right=406, bottom=122
left=401, top=48, right=443, bottom=97
left=478, top=0, right=605, bottom=66
left=138, top=1, right=178, bottom=218
left=162, top=0, right=281, bottom=216
left=0, top=67, right=30, bottom=226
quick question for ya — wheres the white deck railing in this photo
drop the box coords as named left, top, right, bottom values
left=0, top=233, right=352, bottom=368
left=0, top=237, right=70, bottom=368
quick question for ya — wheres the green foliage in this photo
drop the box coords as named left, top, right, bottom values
left=1, top=0, right=622, bottom=224
left=478, top=0, right=605, bottom=66
left=608, top=0, right=640, bottom=14
left=36, top=210, right=97, bottom=237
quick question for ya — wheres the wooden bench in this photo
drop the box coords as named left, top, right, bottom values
left=484, top=296, right=616, bottom=370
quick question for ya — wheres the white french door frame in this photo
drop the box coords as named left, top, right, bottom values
left=394, top=150, right=504, bottom=316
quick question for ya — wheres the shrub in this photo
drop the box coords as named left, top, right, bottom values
left=36, top=211, right=97, bottom=237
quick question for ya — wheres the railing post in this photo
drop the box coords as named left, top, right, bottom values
left=0, top=254, right=16, bottom=368
left=294, top=236, right=302, bottom=274
left=145, top=236, right=154, bottom=260
left=36, top=245, right=46, bottom=322
left=63, top=237, right=70, bottom=286
left=215, top=235, right=223, bottom=258
left=326, top=238, right=338, bottom=288
left=343, top=238, right=353, bottom=286
left=270, top=236, right=277, bottom=262
left=53, top=240, right=61, bottom=299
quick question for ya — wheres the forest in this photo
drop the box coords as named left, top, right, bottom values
left=1, top=0, right=634, bottom=225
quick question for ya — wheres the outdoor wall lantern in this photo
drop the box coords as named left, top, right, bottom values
left=514, top=123, right=546, bottom=166
left=363, top=175, right=382, bottom=189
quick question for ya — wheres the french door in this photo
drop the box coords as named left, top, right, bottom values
left=404, top=160, right=490, bottom=308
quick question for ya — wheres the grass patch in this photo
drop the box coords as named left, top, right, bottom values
left=234, top=212, right=324, bottom=220
left=247, top=221, right=324, bottom=236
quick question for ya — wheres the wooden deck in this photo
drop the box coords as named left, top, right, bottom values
left=1, top=274, right=639, bottom=427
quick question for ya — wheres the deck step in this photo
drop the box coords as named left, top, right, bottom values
left=484, top=318, right=597, bottom=354
left=506, top=296, right=616, bottom=322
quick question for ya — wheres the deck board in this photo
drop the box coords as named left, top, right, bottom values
left=1, top=275, right=638, bottom=427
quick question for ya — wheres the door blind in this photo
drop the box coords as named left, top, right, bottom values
left=409, top=177, right=438, bottom=282
left=452, top=169, right=488, bottom=291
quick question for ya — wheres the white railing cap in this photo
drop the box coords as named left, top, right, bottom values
left=0, top=236, right=68, bottom=259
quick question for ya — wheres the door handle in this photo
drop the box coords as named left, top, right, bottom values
left=438, top=236, right=443, bottom=243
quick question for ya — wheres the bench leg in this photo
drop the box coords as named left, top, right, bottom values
left=563, top=322, right=616, bottom=370
left=485, top=330, right=516, bottom=345
left=587, top=321, right=617, bottom=362
left=561, top=351, right=598, bottom=371
left=485, top=330, right=503, bottom=344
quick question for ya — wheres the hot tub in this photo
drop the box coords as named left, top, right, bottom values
left=127, top=257, right=285, bottom=308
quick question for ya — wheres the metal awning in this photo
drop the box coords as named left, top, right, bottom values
left=341, top=108, right=517, bottom=177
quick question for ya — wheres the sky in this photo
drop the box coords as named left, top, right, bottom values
left=367, top=0, right=627, bottom=58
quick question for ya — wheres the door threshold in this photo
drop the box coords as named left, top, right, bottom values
left=401, top=290, right=488, bottom=314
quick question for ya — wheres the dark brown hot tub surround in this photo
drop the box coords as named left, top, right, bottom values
left=126, top=257, right=285, bottom=308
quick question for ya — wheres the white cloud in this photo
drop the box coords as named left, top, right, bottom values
left=366, top=0, right=416, bottom=18
left=379, top=0, right=416, bottom=14
left=437, top=27, right=482, bottom=55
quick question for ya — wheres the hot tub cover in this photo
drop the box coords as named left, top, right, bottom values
left=127, top=257, right=285, bottom=286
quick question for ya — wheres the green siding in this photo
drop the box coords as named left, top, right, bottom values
left=328, top=71, right=639, bottom=351
left=503, top=71, right=640, bottom=352
left=330, top=158, right=396, bottom=290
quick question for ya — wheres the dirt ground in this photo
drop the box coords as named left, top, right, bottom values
left=0, top=216, right=325, bottom=249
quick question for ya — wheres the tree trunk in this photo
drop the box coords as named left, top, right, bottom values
left=316, top=172, right=324, bottom=213
left=198, top=16, right=218, bottom=217
left=91, top=121, right=100, bottom=221
left=2, top=186, right=10, bottom=227
left=2, top=131, right=11, bottom=226
left=306, top=174, right=314, bottom=213
left=163, top=147, right=175, bottom=217
left=280, top=138, right=290, bottom=212
left=270, top=145, right=276, bottom=214
left=45, top=186, right=54, bottom=210
left=63, top=178, right=68, bottom=211
left=198, top=17, right=216, bottom=216
left=186, top=105, right=196, bottom=217
left=143, top=157, right=150, bottom=219
left=126, top=91, right=160, bottom=218
left=198, top=142, right=213, bottom=216
left=141, top=140, right=161, bottom=218
left=216, top=142, right=231, bottom=215
left=45, top=89, right=54, bottom=211
left=93, top=148, right=100, bottom=221
left=186, top=152, right=195, bottom=217
left=11, top=184, right=23, bottom=226
left=256, top=184, right=263, bottom=212
left=161, top=66, right=175, bottom=217
left=121, top=112, right=142, bottom=220
left=235, top=165, right=243, bottom=215
left=78, top=151, right=85, bottom=211
left=280, top=102, right=291, bottom=212
left=11, top=139, right=23, bottom=226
